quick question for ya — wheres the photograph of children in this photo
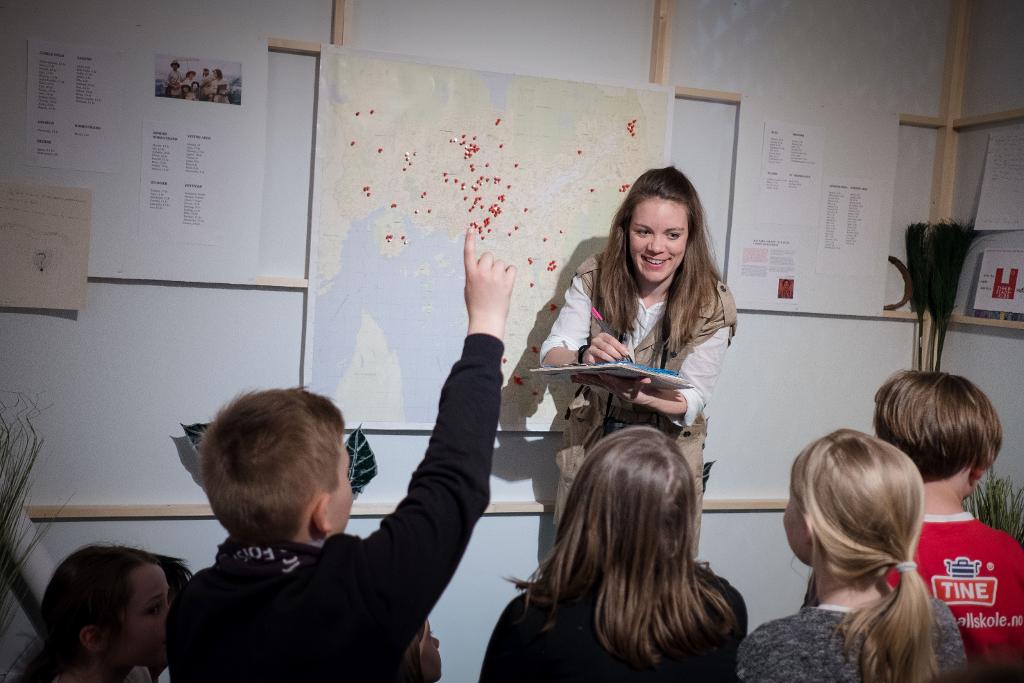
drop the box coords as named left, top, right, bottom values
left=777, top=278, right=795, bottom=299
left=154, top=55, right=242, bottom=105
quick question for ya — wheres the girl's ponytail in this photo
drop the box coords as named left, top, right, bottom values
left=842, top=560, right=936, bottom=683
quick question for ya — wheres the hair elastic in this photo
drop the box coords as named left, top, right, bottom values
left=895, top=561, right=917, bottom=573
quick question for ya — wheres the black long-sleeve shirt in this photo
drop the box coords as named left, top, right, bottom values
left=167, top=335, right=503, bottom=682
left=480, top=577, right=747, bottom=682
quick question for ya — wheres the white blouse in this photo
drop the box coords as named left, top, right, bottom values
left=540, top=275, right=730, bottom=427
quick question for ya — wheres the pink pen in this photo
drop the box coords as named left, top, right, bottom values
left=590, top=307, right=615, bottom=336
left=591, top=307, right=633, bottom=363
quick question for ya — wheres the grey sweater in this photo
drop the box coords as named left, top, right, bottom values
left=737, top=599, right=965, bottom=682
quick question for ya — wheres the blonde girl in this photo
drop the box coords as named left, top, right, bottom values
left=738, top=429, right=965, bottom=682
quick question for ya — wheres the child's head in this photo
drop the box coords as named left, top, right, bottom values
left=559, top=426, right=700, bottom=574
left=786, top=429, right=924, bottom=578
left=873, top=370, right=1002, bottom=482
left=531, top=426, right=735, bottom=667
left=200, top=388, right=350, bottom=544
left=787, top=429, right=936, bottom=682
left=399, top=620, right=441, bottom=683
left=26, top=546, right=168, bottom=682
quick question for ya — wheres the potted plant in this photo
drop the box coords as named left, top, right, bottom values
left=965, top=472, right=1024, bottom=545
left=0, top=396, right=46, bottom=634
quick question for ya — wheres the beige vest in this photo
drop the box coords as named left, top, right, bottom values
left=553, top=256, right=737, bottom=523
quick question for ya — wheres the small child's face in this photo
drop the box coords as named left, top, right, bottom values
left=107, top=563, right=169, bottom=670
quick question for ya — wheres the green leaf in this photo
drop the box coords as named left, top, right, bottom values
left=0, top=395, right=47, bottom=635
left=965, top=472, right=1024, bottom=545
left=346, top=425, right=378, bottom=495
left=925, top=220, right=974, bottom=370
left=905, top=222, right=930, bottom=326
left=181, top=422, right=209, bottom=448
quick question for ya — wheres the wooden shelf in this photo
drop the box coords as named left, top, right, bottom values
left=882, top=310, right=917, bottom=321
left=25, top=498, right=786, bottom=521
left=950, top=313, right=1024, bottom=330
left=882, top=309, right=1024, bottom=330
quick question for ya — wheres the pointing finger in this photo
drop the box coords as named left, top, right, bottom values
left=464, top=228, right=475, bottom=273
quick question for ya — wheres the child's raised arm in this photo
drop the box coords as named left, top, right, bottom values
left=464, top=227, right=516, bottom=340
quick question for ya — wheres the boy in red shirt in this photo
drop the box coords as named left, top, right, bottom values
left=875, top=371, right=1024, bottom=660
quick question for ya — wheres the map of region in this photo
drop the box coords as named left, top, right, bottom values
left=307, top=47, right=671, bottom=428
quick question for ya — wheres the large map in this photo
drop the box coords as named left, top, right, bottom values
left=307, top=47, right=671, bottom=428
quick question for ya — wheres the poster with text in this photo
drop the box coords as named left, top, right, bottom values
left=140, top=121, right=228, bottom=246
left=975, top=129, right=1024, bottom=231
left=26, top=39, right=123, bottom=172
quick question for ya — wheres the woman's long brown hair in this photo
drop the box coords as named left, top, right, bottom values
left=595, top=166, right=722, bottom=351
left=516, top=427, right=738, bottom=668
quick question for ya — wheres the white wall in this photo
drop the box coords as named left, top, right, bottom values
left=3, top=1, right=1020, bottom=682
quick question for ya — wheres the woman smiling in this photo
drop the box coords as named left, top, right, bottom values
left=540, top=166, right=736, bottom=524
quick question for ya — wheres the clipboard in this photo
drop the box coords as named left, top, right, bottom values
left=530, top=361, right=694, bottom=391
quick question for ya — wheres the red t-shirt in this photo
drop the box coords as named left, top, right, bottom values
left=915, top=513, right=1024, bottom=659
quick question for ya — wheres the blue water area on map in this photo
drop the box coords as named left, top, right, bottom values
left=310, top=211, right=466, bottom=423
left=478, top=70, right=512, bottom=112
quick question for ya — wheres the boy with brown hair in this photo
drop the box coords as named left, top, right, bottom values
left=874, top=370, right=1024, bottom=659
left=167, top=230, right=516, bottom=681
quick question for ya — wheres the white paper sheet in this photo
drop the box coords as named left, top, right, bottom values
left=975, top=130, right=1024, bottom=231
left=0, top=181, right=91, bottom=310
left=140, top=121, right=228, bottom=246
left=757, top=120, right=824, bottom=228
left=971, top=248, right=1024, bottom=318
left=25, top=39, right=123, bottom=172
left=815, top=177, right=880, bottom=275
left=736, top=234, right=800, bottom=305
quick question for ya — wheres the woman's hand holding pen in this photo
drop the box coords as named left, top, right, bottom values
left=580, top=333, right=631, bottom=364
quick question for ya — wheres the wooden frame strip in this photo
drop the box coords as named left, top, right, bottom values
left=674, top=85, right=742, bottom=105
left=929, top=0, right=974, bottom=221
left=898, top=113, right=944, bottom=129
left=954, top=107, right=1024, bottom=130
left=331, top=0, right=347, bottom=46
left=25, top=499, right=787, bottom=521
left=649, top=0, right=674, bottom=85
left=252, top=276, right=309, bottom=289
left=267, top=38, right=321, bottom=57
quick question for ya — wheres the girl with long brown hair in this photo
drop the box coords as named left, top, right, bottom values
left=23, top=545, right=170, bottom=683
left=737, top=429, right=965, bottom=682
left=540, top=166, right=736, bottom=522
left=480, top=426, right=746, bottom=681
